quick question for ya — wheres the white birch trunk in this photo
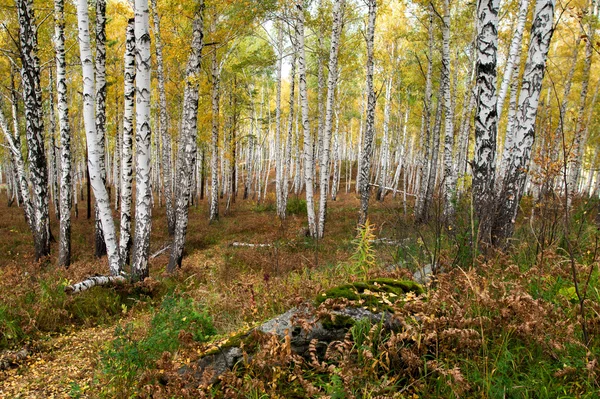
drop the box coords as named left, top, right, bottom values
left=296, top=0, right=317, bottom=236
left=55, top=0, right=72, bottom=267
left=358, top=0, right=377, bottom=226
left=76, top=0, right=121, bottom=275
left=16, top=0, right=50, bottom=259
left=494, top=0, right=555, bottom=243
left=472, top=0, right=500, bottom=242
left=168, top=1, right=204, bottom=271
left=131, top=0, right=153, bottom=281
left=317, top=0, right=345, bottom=238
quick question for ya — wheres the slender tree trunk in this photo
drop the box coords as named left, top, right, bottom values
left=275, top=24, right=285, bottom=219
left=568, top=5, right=597, bottom=198
left=0, top=99, right=34, bottom=234
left=493, top=0, right=555, bottom=244
left=151, top=0, right=175, bottom=235
left=94, top=0, right=108, bottom=258
left=317, top=0, right=345, bottom=238
left=209, top=48, right=220, bottom=222
left=377, top=78, right=392, bottom=201
left=496, top=0, right=531, bottom=120
left=415, top=6, right=434, bottom=222
left=296, top=0, right=317, bottom=236
left=168, top=0, right=204, bottom=271
left=130, top=0, right=153, bottom=281
left=16, top=0, right=50, bottom=260
left=472, top=0, right=500, bottom=244
left=48, top=72, right=60, bottom=221
left=358, top=0, right=377, bottom=226
left=441, top=0, right=456, bottom=218
left=55, top=0, right=72, bottom=267
left=76, top=0, right=121, bottom=275
left=119, top=20, right=135, bottom=269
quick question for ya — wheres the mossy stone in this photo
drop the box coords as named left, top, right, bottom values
left=321, top=313, right=356, bottom=330
left=315, top=278, right=423, bottom=311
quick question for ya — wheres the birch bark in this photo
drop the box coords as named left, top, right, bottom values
left=151, top=0, right=175, bottom=235
left=296, top=0, right=317, bottom=236
left=358, top=0, right=377, bottom=226
left=16, top=0, right=50, bottom=260
left=76, top=0, right=121, bottom=275
left=54, top=0, right=72, bottom=264
left=472, top=0, right=500, bottom=243
left=94, top=0, right=108, bottom=258
left=130, top=0, right=153, bottom=281
left=317, top=0, right=345, bottom=238
left=494, top=0, right=555, bottom=243
left=168, top=0, right=205, bottom=271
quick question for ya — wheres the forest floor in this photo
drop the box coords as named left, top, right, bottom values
left=0, top=188, right=599, bottom=398
left=0, top=189, right=407, bottom=397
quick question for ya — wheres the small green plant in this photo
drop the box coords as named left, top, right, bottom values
left=0, top=304, right=23, bottom=347
left=100, top=295, right=216, bottom=395
left=286, top=197, right=307, bottom=215
left=348, top=220, right=377, bottom=278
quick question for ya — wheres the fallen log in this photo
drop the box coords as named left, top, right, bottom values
left=230, top=242, right=272, bottom=248
left=64, top=275, right=126, bottom=294
left=370, top=237, right=409, bottom=246
left=150, top=245, right=171, bottom=259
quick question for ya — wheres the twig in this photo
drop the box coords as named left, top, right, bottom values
left=150, top=245, right=171, bottom=259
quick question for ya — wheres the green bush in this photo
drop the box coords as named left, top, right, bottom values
left=286, top=197, right=307, bottom=215
left=0, top=304, right=24, bottom=347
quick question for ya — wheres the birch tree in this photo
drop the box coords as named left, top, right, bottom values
left=151, top=0, right=175, bottom=235
left=358, top=0, right=377, bottom=227
left=472, top=0, right=500, bottom=243
left=76, top=0, right=121, bottom=276
left=296, top=0, right=317, bottom=236
left=441, top=0, right=456, bottom=218
left=16, top=0, right=50, bottom=260
left=94, top=0, right=108, bottom=258
left=415, top=6, right=434, bottom=222
left=168, top=0, right=205, bottom=271
left=119, top=19, right=135, bottom=269
left=567, top=2, right=597, bottom=197
left=317, top=0, right=346, bottom=238
left=131, top=0, right=153, bottom=281
left=494, top=0, right=556, bottom=243
left=55, top=0, right=72, bottom=267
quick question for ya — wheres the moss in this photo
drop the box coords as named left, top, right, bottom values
left=321, top=313, right=356, bottom=330
left=315, top=278, right=423, bottom=311
left=201, top=328, right=262, bottom=357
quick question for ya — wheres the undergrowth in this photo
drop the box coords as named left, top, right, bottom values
left=99, top=294, right=216, bottom=397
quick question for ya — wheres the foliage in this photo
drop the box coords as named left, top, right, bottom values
left=99, top=294, right=216, bottom=395
left=348, top=220, right=377, bottom=278
left=286, top=197, right=307, bottom=215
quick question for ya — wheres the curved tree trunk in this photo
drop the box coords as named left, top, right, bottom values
left=76, top=0, right=121, bottom=275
